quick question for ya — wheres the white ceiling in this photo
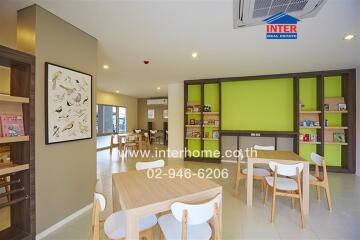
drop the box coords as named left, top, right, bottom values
left=1, top=0, right=360, bottom=97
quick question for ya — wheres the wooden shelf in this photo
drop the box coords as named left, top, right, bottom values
left=203, top=125, right=219, bottom=128
left=203, top=112, right=219, bottom=115
left=0, top=94, right=29, bottom=104
left=186, top=137, right=201, bottom=140
left=186, top=102, right=200, bottom=106
left=186, top=125, right=201, bottom=127
left=0, top=163, right=29, bottom=176
left=299, top=126, right=321, bottom=129
left=299, top=141, right=321, bottom=145
left=325, top=142, right=348, bottom=145
left=325, top=126, right=348, bottom=130
left=300, top=111, right=321, bottom=114
left=325, top=110, right=348, bottom=113
left=185, top=112, right=201, bottom=115
left=0, top=136, right=29, bottom=144
left=203, top=138, right=219, bottom=141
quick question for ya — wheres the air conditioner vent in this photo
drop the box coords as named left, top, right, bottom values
left=234, top=0, right=327, bottom=28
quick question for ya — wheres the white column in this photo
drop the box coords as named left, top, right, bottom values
left=168, top=83, right=184, bottom=157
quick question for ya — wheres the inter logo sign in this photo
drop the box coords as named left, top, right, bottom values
left=263, top=12, right=300, bottom=40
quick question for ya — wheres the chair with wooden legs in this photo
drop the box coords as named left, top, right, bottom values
left=264, top=161, right=305, bottom=228
left=234, top=152, right=271, bottom=197
left=136, top=159, right=165, bottom=171
left=90, top=192, right=158, bottom=240
left=139, top=132, right=151, bottom=150
left=310, top=153, right=332, bottom=211
left=158, top=194, right=221, bottom=240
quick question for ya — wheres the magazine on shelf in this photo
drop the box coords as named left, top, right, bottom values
left=0, top=115, right=25, bottom=137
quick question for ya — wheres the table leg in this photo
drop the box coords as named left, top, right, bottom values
left=302, top=162, right=309, bottom=215
left=125, top=210, right=139, bottom=240
left=246, top=159, right=254, bottom=207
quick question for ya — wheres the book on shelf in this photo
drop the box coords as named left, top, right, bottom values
left=0, top=144, right=11, bottom=164
left=0, top=115, right=25, bottom=137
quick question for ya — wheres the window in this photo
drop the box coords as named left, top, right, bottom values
left=96, top=104, right=127, bottom=135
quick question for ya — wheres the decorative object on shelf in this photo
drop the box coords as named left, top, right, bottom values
left=0, top=115, right=25, bottom=137
left=299, top=101, right=304, bottom=111
left=324, top=104, right=330, bottom=111
left=310, top=134, right=317, bottom=142
left=203, top=120, right=208, bottom=125
left=301, top=120, right=315, bottom=127
left=148, top=109, right=155, bottom=119
left=45, top=62, right=92, bottom=144
left=337, top=103, right=347, bottom=111
left=215, top=120, right=220, bottom=126
left=193, top=105, right=201, bottom=112
left=314, top=121, right=320, bottom=126
left=189, top=119, right=195, bottom=125
left=192, top=130, right=201, bottom=138
left=203, top=105, right=211, bottom=112
left=303, top=134, right=310, bottom=142
left=195, top=120, right=201, bottom=125
left=213, top=131, right=219, bottom=139
left=163, top=109, right=168, bottom=119
left=186, top=106, right=193, bottom=112
left=0, top=145, right=10, bottom=163
left=204, top=132, right=209, bottom=138
left=299, top=134, right=304, bottom=141
left=325, top=119, right=328, bottom=127
left=333, top=132, right=345, bottom=143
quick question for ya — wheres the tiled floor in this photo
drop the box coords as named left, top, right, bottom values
left=43, top=146, right=360, bottom=239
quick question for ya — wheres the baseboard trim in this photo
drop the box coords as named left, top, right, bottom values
left=221, top=159, right=237, bottom=164
left=36, top=203, right=93, bottom=240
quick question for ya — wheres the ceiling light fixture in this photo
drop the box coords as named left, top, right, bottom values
left=103, top=65, right=109, bottom=69
left=344, top=34, right=355, bottom=40
left=116, top=90, right=120, bottom=93
left=192, top=52, right=198, bottom=58
left=157, top=87, right=161, bottom=90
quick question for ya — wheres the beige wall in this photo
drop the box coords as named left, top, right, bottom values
left=97, top=90, right=138, bottom=132
left=0, top=1, right=17, bottom=49
left=168, top=83, right=184, bottom=153
left=138, top=98, right=168, bottom=130
left=17, top=5, right=97, bottom=233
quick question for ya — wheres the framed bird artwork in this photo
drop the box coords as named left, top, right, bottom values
left=45, top=62, right=92, bottom=144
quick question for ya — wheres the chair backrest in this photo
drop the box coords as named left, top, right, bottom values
left=254, top=145, right=275, bottom=150
left=134, top=129, right=141, bottom=134
left=269, top=161, right=304, bottom=177
left=144, top=132, right=149, bottom=138
left=311, top=153, right=324, bottom=166
left=150, top=130, right=157, bottom=134
left=127, top=134, right=137, bottom=142
left=135, top=159, right=165, bottom=170
left=171, top=194, right=222, bottom=225
left=91, top=193, right=106, bottom=240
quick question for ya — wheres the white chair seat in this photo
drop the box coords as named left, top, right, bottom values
left=291, top=174, right=318, bottom=182
left=265, top=176, right=298, bottom=191
left=158, top=214, right=212, bottom=240
left=242, top=168, right=271, bottom=177
left=104, top=211, right=157, bottom=239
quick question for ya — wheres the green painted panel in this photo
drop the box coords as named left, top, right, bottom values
left=187, top=85, right=201, bottom=103
left=203, top=141, right=219, bottom=158
left=187, top=139, right=201, bottom=157
left=204, top=84, right=219, bottom=112
left=299, top=78, right=317, bottom=110
left=221, top=78, right=293, bottom=131
left=324, top=145, right=342, bottom=167
left=324, top=76, right=342, bottom=167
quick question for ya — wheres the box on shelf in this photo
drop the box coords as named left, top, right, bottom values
left=0, top=115, right=25, bottom=137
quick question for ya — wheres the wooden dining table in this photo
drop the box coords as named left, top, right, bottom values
left=112, top=165, right=223, bottom=239
left=247, top=150, right=310, bottom=214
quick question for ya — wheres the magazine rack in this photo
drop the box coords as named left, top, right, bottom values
left=0, top=45, right=35, bottom=239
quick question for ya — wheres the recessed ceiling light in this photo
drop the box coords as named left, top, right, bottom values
left=344, top=34, right=355, bottom=40
left=192, top=52, right=198, bottom=58
left=115, top=90, right=120, bottom=93
left=103, top=65, right=109, bottom=69
left=157, top=87, right=161, bottom=90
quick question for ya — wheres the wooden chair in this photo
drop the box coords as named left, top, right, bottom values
left=264, top=161, right=305, bottom=228
left=234, top=152, right=271, bottom=197
left=90, top=192, right=158, bottom=240
left=149, top=130, right=158, bottom=144
left=136, top=159, right=165, bottom=171
left=158, top=194, right=221, bottom=240
left=310, top=153, right=332, bottom=211
left=139, top=132, right=151, bottom=150
left=125, top=134, right=139, bottom=151
left=253, top=145, right=275, bottom=170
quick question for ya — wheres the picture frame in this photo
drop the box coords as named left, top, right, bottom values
left=324, top=103, right=330, bottom=111
left=189, top=119, right=195, bottom=125
left=337, top=103, right=347, bottom=111
left=45, top=62, right=92, bottom=144
left=148, top=109, right=155, bottom=119
left=333, top=132, right=345, bottom=143
left=163, top=109, right=168, bottom=119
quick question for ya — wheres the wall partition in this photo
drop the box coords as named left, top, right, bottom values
left=184, top=69, right=356, bottom=173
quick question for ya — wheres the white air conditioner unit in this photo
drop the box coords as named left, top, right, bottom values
left=147, top=98, right=168, bottom=105
left=234, top=0, right=327, bottom=28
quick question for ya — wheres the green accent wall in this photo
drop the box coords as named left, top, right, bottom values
left=324, top=76, right=342, bottom=167
left=186, top=85, right=201, bottom=156
left=299, top=78, right=317, bottom=162
left=221, top=78, right=293, bottom=131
